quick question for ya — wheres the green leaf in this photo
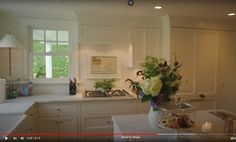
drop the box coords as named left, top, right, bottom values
left=141, top=95, right=152, bottom=102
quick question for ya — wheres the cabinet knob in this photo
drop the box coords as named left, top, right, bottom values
left=59, top=121, right=63, bottom=124
left=107, top=121, right=111, bottom=124
left=55, top=121, right=58, bottom=124
left=57, top=108, right=60, bottom=111
left=30, top=114, right=34, bottom=116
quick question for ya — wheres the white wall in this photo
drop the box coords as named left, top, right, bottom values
left=0, top=11, right=163, bottom=94
left=0, top=17, right=23, bottom=79
left=77, top=13, right=162, bottom=92
left=78, top=45, right=138, bottom=92
left=0, top=13, right=78, bottom=94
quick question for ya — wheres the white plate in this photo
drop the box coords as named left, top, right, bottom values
left=156, top=121, right=196, bottom=131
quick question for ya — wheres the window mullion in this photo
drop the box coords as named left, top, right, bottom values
left=56, top=31, right=59, bottom=54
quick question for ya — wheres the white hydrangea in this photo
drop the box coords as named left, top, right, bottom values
left=140, top=76, right=163, bottom=96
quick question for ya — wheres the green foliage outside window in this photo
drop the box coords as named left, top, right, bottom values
left=33, top=56, right=46, bottom=78
left=32, top=41, right=68, bottom=79
left=52, top=56, right=68, bottom=78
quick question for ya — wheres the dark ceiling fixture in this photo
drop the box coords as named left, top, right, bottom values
left=128, top=0, right=134, bottom=6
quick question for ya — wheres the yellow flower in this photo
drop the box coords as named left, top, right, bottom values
left=140, top=76, right=163, bottom=96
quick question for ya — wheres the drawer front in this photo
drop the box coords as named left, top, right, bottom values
left=81, top=100, right=136, bottom=114
left=58, top=104, right=77, bottom=115
left=38, top=103, right=77, bottom=116
left=81, top=115, right=113, bottom=130
left=38, top=104, right=59, bottom=116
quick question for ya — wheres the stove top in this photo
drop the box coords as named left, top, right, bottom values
left=84, top=89, right=130, bottom=97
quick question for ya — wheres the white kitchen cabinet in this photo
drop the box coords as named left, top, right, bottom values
left=12, top=105, right=37, bottom=134
left=130, top=28, right=161, bottom=67
left=172, top=28, right=218, bottom=96
left=38, top=116, right=77, bottom=142
left=26, top=105, right=37, bottom=133
left=80, top=113, right=114, bottom=142
left=59, top=116, right=77, bottom=142
left=37, top=103, right=77, bottom=116
left=37, top=103, right=78, bottom=142
left=131, top=28, right=147, bottom=68
left=38, top=116, right=58, bottom=141
left=195, top=31, right=218, bottom=95
left=12, top=116, right=28, bottom=133
left=217, top=31, right=236, bottom=113
left=80, top=99, right=136, bottom=142
left=79, top=25, right=131, bottom=44
left=146, top=28, right=162, bottom=58
left=172, top=28, right=195, bottom=94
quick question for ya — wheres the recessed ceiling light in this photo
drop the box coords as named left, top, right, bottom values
left=228, top=13, right=235, bottom=16
left=154, top=6, right=162, bottom=9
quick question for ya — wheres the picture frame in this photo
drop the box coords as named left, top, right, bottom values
left=86, top=52, right=121, bottom=79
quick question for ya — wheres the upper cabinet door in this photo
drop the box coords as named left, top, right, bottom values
left=79, top=25, right=131, bottom=44
left=172, top=28, right=218, bottom=96
left=195, top=30, right=218, bottom=95
left=172, top=28, right=195, bottom=94
left=129, top=28, right=161, bottom=68
left=146, top=28, right=162, bottom=58
left=131, top=28, right=147, bottom=68
left=217, top=31, right=236, bottom=113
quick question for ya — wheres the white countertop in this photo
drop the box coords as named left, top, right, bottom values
left=0, top=93, right=136, bottom=115
left=0, top=92, right=136, bottom=136
left=0, top=115, right=26, bottom=134
left=112, top=110, right=236, bottom=142
left=0, top=102, right=35, bottom=115
left=5, top=93, right=135, bottom=103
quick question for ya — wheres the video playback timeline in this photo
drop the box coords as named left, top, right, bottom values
left=1, top=136, right=41, bottom=141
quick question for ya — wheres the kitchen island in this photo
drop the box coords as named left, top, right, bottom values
left=112, top=110, right=236, bottom=142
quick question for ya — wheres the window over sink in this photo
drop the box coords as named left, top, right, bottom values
left=30, top=29, right=70, bottom=80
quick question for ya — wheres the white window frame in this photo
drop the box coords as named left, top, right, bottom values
left=29, top=27, right=73, bottom=84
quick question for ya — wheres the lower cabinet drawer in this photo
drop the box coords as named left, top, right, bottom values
left=81, top=114, right=114, bottom=142
left=81, top=114, right=113, bottom=130
left=38, top=103, right=77, bottom=116
left=81, top=100, right=136, bottom=114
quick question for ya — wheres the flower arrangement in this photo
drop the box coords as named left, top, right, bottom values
left=126, top=56, right=182, bottom=111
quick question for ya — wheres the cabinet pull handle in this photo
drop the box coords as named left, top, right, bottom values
left=30, top=114, right=34, bottom=116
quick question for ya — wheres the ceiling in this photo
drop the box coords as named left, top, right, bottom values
left=0, top=0, right=236, bottom=20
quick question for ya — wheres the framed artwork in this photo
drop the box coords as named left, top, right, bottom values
left=86, top=52, right=121, bottom=79
left=91, top=56, right=117, bottom=74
